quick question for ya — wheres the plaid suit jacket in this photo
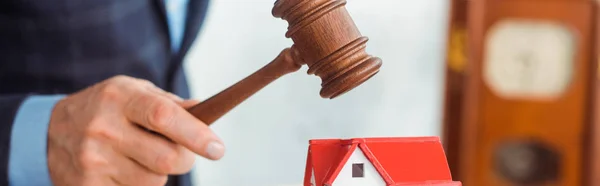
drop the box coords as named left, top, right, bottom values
left=0, top=0, right=210, bottom=185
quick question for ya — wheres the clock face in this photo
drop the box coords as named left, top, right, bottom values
left=483, top=19, right=576, bottom=100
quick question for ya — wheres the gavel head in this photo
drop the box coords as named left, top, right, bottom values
left=272, top=0, right=382, bottom=99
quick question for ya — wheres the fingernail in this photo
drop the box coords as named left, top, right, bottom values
left=205, top=141, right=225, bottom=160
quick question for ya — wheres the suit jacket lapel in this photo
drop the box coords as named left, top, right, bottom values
left=153, top=0, right=209, bottom=58
left=179, top=0, right=210, bottom=57
left=164, top=0, right=211, bottom=92
left=153, top=0, right=173, bottom=54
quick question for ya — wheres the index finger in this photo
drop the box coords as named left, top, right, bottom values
left=124, top=91, right=225, bottom=160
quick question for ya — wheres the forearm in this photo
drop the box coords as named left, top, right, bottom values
left=3, top=95, right=65, bottom=186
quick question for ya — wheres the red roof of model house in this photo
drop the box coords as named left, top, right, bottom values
left=303, top=137, right=461, bottom=186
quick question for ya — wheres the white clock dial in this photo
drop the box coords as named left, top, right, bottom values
left=483, top=19, right=576, bottom=99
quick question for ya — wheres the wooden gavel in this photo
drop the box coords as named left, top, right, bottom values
left=187, top=0, right=382, bottom=125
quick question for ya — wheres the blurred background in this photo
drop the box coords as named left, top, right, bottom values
left=183, top=0, right=450, bottom=185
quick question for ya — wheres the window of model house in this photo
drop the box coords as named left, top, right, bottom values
left=352, top=163, right=364, bottom=178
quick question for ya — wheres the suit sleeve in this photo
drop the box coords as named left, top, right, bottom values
left=0, top=95, right=65, bottom=186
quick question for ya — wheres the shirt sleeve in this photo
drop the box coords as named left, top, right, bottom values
left=8, top=95, right=65, bottom=186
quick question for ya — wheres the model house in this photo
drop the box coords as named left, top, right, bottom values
left=303, top=137, right=461, bottom=186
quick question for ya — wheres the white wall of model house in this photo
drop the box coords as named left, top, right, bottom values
left=330, top=148, right=386, bottom=186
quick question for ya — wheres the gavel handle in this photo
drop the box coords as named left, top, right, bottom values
left=186, top=48, right=302, bottom=125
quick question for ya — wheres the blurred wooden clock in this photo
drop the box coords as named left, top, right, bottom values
left=441, top=0, right=600, bottom=185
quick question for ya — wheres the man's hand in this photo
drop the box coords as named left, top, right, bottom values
left=47, top=75, right=225, bottom=186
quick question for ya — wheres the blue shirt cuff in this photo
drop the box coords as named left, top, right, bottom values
left=9, top=95, right=65, bottom=186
